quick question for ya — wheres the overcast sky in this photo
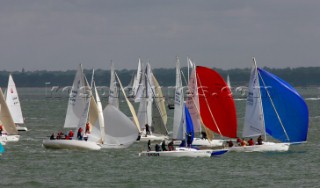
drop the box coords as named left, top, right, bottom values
left=0, top=0, right=319, bottom=71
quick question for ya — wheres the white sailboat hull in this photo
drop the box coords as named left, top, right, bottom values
left=100, top=143, right=132, bottom=149
left=0, top=136, right=7, bottom=145
left=172, top=138, right=225, bottom=147
left=5, top=135, right=20, bottom=142
left=139, top=147, right=228, bottom=157
left=42, top=139, right=101, bottom=150
left=229, top=142, right=290, bottom=152
left=191, top=138, right=224, bottom=147
left=139, top=134, right=169, bottom=142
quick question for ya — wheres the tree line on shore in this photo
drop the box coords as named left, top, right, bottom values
left=0, top=66, right=320, bottom=87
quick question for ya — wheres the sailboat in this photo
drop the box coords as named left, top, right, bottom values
left=139, top=103, right=228, bottom=157
left=229, top=58, right=309, bottom=152
left=6, top=74, right=27, bottom=131
left=0, top=87, right=20, bottom=142
left=139, top=58, right=228, bottom=157
left=135, top=62, right=169, bottom=141
left=42, top=64, right=101, bottom=150
left=185, top=60, right=235, bottom=147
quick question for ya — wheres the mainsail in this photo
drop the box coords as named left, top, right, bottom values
left=137, top=63, right=153, bottom=130
left=172, top=57, right=184, bottom=140
left=242, top=62, right=266, bottom=138
left=64, top=64, right=90, bottom=129
left=132, top=59, right=142, bottom=97
left=196, top=66, right=237, bottom=138
left=108, top=62, right=119, bottom=108
left=6, top=74, right=24, bottom=124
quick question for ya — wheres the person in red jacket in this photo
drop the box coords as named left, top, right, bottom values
left=85, top=122, right=90, bottom=134
left=248, top=138, right=255, bottom=146
left=68, top=130, right=74, bottom=139
left=0, top=125, right=3, bottom=135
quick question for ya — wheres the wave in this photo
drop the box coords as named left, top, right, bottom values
left=305, top=98, right=320, bottom=101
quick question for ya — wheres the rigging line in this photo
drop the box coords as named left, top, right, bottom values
left=257, top=68, right=290, bottom=142
left=195, top=71, right=223, bottom=138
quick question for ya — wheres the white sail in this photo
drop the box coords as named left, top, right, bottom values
left=103, top=105, right=139, bottom=145
left=227, top=74, right=231, bottom=90
left=242, top=62, right=266, bottom=138
left=0, top=88, right=18, bottom=135
left=6, top=74, right=24, bottom=124
left=94, top=82, right=105, bottom=143
left=77, top=93, right=91, bottom=130
left=137, top=63, right=153, bottom=130
left=173, top=57, right=185, bottom=140
left=108, top=62, right=119, bottom=108
left=87, top=92, right=104, bottom=143
left=132, top=59, right=142, bottom=97
left=64, top=64, right=90, bottom=128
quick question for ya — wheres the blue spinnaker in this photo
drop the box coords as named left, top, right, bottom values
left=258, top=68, right=309, bottom=143
left=185, top=104, right=194, bottom=143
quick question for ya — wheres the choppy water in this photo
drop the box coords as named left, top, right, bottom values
left=0, top=87, right=319, bottom=188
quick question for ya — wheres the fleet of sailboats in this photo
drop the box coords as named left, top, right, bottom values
left=0, top=57, right=311, bottom=158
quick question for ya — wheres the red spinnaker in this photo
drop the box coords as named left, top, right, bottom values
left=196, top=66, right=237, bottom=138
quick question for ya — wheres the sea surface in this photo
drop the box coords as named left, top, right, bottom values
left=0, top=87, right=319, bottom=188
